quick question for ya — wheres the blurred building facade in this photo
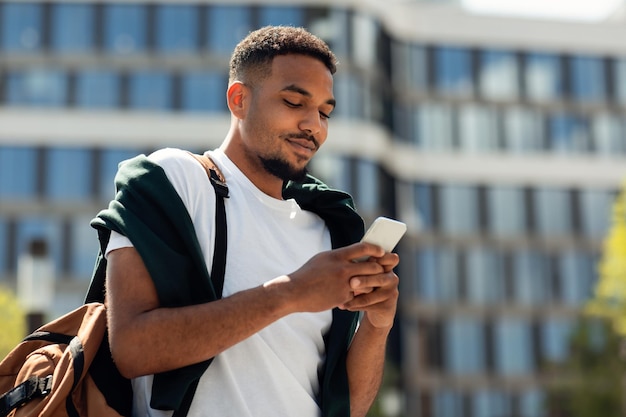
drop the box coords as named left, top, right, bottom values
left=1, top=1, right=626, bottom=416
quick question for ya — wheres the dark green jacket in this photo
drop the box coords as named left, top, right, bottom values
left=89, top=155, right=364, bottom=416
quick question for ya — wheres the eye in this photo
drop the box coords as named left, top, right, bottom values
left=319, top=111, right=331, bottom=120
left=284, top=99, right=301, bottom=108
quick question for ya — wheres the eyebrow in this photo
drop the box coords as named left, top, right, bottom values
left=282, top=84, right=336, bottom=109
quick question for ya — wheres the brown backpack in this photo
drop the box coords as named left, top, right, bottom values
left=0, top=303, right=132, bottom=417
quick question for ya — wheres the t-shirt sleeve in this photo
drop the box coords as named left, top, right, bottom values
left=105, top=230, right=134, bottom=258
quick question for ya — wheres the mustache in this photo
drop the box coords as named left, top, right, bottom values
left=285, top=133, right=319, bottom=150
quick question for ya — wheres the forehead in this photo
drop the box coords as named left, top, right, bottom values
left=265, top=54, right=334, bottom=97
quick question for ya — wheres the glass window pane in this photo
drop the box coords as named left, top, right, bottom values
left=355, top=160, right=379, bottom=214
left=69, top=215, right=99, bottom=279
left=480, top=49, right=519, bottom=100
left=392, top=42, right=428, bottom=93
left=513, top=250, right=548, bottom=306
left=99, top=149, right=141, bottom=201
left=445, top=316, right=485, bottom=375
left=438, top=247, right=461, bottom=302
left=487, top=186, right=525, bottom=237
left=580, top=189, right=613, bottom=239
left=103, top=4, right=147, bottom=54
left=541, top=317, right=574, bottom=363
left=441, top=184, right=478, bottom=236
left=1, top=2, right=43, bottom=52
left=181, top=71, right=227, bottom=113
left=466, top=247, right=502, bottom=304
left=534, top=188, right=572, bottom=237
left=458, top=104, right=499, bottom=152
left=614, top=58, right=626, bottom=106
left=570, top=55, right=606, bottom=103
left=414, top=103, right=455, bottom=150
left=494, top=317, right=534, bottom=375
left=258, top=6, right=304, bottom=27
left=45, top=147, right=92, bottom=201
left=559, top=250, right=594, bottom=306
left=414, top=183, right=434, bottom=231
left=434, top=46, right=473, bottom=97
left=592, top=113, right=626, bottom=156
left=0, top=146, right=38, bottom=199
left=351, top=13, right=378, bottom=68
left=51, top=3, right=94, bottom=52
left=128, top=70, right=172, bottom=110
left=417, top=248, right=438, bottom=302
left=156, top=5, right=198, bottom=53
left=5, top=69, right=68, bottom=107
left=334, top=73, right=365, bottom=119
left=75, top=70, right=120, bottom=109
left=206, top=5, right=252, bottom=56
left=524, top=53, right=562, bottom=101
left=503, top=107, right=544, bottom=153
left=548, top=113, right=590, bottom=154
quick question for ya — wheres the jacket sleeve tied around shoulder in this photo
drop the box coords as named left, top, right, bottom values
left=89, top=154, right=365, bottom=416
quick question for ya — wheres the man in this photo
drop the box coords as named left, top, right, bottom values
left=96, top=26, right=399, bottom=417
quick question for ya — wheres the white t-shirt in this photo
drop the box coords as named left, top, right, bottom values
left=106, top=148, right=333, bottom=417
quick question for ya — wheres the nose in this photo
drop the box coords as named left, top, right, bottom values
left=298, top=110, right=324, bottom=137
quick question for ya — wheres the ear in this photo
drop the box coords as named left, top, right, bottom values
left=227, top=81, right=248, bottom=119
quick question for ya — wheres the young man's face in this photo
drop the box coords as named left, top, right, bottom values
left=240, top=54, right=336, bottom=182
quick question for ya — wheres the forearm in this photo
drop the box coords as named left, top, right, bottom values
left=109, top=283, right=293, bottom=378
left=346, top=319, right=392, bottom=417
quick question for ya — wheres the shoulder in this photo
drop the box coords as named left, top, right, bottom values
left=148, top=148, right=197, bottom=172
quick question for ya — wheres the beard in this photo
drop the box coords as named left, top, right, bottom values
left=260, top=156, right=309, bottom=182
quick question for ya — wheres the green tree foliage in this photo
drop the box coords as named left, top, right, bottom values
left=544, top=182, right=626, bottom=416
left=586, top=182, right=626, bottom=333
left=544, top=318, right=625, bottom=417
left=0, top=286, right=26, bottom=359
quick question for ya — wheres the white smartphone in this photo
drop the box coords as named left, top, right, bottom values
left=354, top=217, right=407, bottom=262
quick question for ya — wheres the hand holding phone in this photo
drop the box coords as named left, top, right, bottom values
left=353, top=217, right=407, bottom=262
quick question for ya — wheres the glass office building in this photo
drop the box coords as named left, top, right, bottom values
left=1, top=1, right=625, bottom=416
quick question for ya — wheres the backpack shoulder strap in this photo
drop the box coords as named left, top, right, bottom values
left=172, top=153, right=229, bottom=417
left=188, top=152, right=228, bottom=299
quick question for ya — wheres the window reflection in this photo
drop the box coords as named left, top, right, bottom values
left=487, top=186, right=525, bottom=237
left=580, top=189, right=612, bottom=239
left=503, top=107, right=544, bottom=153
left=548, top=113, right=590, bottom=154
left=445, top=316, right=485, bottom=375
left=103, top=4, right=146, bottom=54
left=534, top=187, right=572, bottom=237
left=541, top=317, right=573, bottom=363
left=466, top=248, right=502, bottom=304
left=494, top=317, right=534, bottom=375
left=181, top=71, right=226, bottom=113
left=206, top=6, right=252, bottom=56
left=479, top=49, right=519, bottom=100
left=156, top=5, right=198, bottom=53
left=559, top=250, right=595, bottom=306
left=51, top=3, right=94, bottom=53
left=0, top=146, right=38, bottom=199
left=99, top=149, right=142, bottom=201
left=69, top=215, right=100, bottom=279
left=570, top=55, right=606, bottom=103
left=129, top=70, right=172, bottom=110
left=258, top=6, right=304, bottom=27
left=593, top=113, right=626, bottom=156
left=1, top=2, right=43, bottom=52
left=75, top=70, right=120, bottom=109
left=524, top=53, right=562, bottom=101
left=5, top=69, right=68, bottom=107
left=614, top=58, right=626, bottom=106
left=441, top=184, right=479, bottom=236
left=45, top=147, right=92, bottom=201
left=414, top=103, right=455, bottom=151
left=434, top=46, right=474, bottom=97
left=458, top=104, right=499, bottom=152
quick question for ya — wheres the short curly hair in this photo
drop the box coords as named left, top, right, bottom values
left=229, top=26, right=337, bottom=87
